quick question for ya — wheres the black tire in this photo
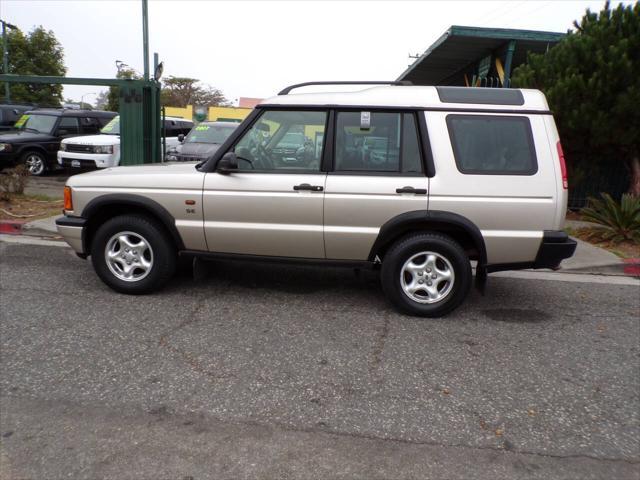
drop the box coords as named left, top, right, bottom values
left=380, top=233, right=472, bottom=317
left=21, top=150, right=47, bottom=176
left=90, top=214, right=177, bottom=294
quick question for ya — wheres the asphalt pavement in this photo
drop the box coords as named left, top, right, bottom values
left=0, top=240, right=639, bottom=479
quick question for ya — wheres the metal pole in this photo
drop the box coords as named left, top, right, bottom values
left=2, top=21, right=9, bottom=102
left=142, top=0, right=149, bottom=81
left=503, top=40, right=517, bottom=88
left=80, top=92, right=96, bottom=108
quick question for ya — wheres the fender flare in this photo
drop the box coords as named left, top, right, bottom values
left=367, top=210, right=487, bottom=267
left=17, top=144, right=48, bottom=158
left=81, top=193, right=186, bottom=251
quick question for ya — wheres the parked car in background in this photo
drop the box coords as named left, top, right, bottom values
left=166, top=121, right=238, bottom=162
left=56, top=82, right=576, bottom=317
left=58, top=116, right=193, bottom=170
left=0, top=104, right=33, bottom=131
left=0, top=108, right=116, bottom=175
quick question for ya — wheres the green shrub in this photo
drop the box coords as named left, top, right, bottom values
left=580, top=193, right=640, bottom=243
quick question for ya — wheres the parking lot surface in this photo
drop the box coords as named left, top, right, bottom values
left=1, top=241, right=639, bottom=479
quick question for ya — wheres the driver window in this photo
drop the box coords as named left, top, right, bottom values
left=233, top=110, right=327, bottom=172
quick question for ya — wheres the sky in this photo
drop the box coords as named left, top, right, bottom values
left=1, top=0, right=635, bottom=105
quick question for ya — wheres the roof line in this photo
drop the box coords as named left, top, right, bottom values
left=396, top=26, right=453, bottom=81
left=396, top=25, right=565, bottom=82
left=449, top=25, right=565, bottom=42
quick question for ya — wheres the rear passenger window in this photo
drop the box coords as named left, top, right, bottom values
left=446, top=115, right=537, bottom=175
left=334, top=112, right=423, bottom=174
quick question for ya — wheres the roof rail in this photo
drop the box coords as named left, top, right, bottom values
left=278, top=80, right=413, bottom=95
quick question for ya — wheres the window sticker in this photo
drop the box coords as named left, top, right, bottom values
left=15, top=114, right=29, bottom=128
left=101, top=117, right=118, bottom=132
left=195, top=125, right=210, bottom=131
left=360, top=111, right=371, bottom=130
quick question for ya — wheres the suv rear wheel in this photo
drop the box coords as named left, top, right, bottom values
left=90, top=215, right=176, bottom=294
left=381, top=233, right=471, bottom=317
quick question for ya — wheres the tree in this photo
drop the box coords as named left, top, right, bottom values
left=0, top=26, right=66, bottom=106
left=512, top=2, right=640, bottom=196
left=105, top=66, right=140, bottom=112
left=160, top=76, right=228, bottom=108
left=94, top=90, right=109, bottom=110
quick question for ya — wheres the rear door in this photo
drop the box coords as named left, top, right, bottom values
left=323, top=110, right=429, bottom=260
left=203, top=109, right=328, bottom=258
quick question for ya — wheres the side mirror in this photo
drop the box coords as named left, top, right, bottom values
left=178, top=133, right=184, bottom=143
left=217, top=151, right=238, bottom=173
left=57, top=129, right=69, bottom=136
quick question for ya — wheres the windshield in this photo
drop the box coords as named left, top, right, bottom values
left=184, top=123, right=235, bottom=144
left=15, top=114, right=58, bottom=134
left=101, top=116, right=120, bottom=135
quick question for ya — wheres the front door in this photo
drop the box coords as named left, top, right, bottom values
left=203, top=109, right=328, bottom=258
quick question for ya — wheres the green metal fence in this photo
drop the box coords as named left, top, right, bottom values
left=0, top=74, right=161, bottom=166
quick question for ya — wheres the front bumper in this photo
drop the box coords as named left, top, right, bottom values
left=57, top=150, right=116, bottom=169
left=0, top=150, right=19, bottom=168
left=55, top=215, right=87, bottom=257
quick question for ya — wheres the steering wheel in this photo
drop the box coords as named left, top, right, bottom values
left=254, top=143, right=274, bottom=169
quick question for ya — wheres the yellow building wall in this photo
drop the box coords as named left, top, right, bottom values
left=208, top=106, right=252, bottom=122
left=164, top=105, right=193, bottom=119
left=164, top=105, right=253, bottom=123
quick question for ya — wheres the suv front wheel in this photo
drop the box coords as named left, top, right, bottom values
left=91, top=215, right=177, bottom=294
left=381, top=233, right=472, bottom=317
left=22, top=150, right=47, bottom=176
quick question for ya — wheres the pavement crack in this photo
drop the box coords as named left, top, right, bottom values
left=369, top=315, right=391, bottom=373
left=226, top=416, right=640, bottom=466
left=157, top=297, right=233, bottom=381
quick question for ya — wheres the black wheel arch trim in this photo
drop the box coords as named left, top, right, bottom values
left=81, top=194, right=186, bottom=251
left=18, top=145, right=48, bottom=157
left=368, top=210, right=487, bottom=266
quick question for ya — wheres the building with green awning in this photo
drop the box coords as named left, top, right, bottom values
left=397, top=25, right=565, bottom=88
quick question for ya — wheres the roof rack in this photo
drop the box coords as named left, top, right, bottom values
left=278, top=80, right=413, bottom=95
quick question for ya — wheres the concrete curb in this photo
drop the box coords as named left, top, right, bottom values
left=6, top=216, right=639, bottom=278
left=22, top=214, right=60, bottom=237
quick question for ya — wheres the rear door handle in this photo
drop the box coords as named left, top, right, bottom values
left=396, top=186, right=427, bottom=195
left=293, top=183, right=323, bottom=192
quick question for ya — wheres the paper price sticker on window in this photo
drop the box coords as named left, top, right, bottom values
left=360, top=111, right=371, bottom=130
left=195, top=125, right=210, bottom=131
left=101, top=117, right=118, bottom=132
left=15, top=115, right=29, bottom=128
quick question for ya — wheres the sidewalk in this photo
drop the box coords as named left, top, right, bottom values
left=3, top=214, right=638, bottom=278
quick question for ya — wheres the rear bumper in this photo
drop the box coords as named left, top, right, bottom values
left=55, top=215, right=87, bottom=257
left=533, top=230, right=577, bottom=269
left=486, top=230, right=577, bottom=273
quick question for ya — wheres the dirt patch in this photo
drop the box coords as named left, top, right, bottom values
left=0, top=194, right=63, bottom=221
left=568, top=227, right=639, bottom=259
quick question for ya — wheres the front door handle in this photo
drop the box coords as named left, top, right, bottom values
left=396, top=186, right=427, bottom=195
left=293, top=183, right=323, bottom=192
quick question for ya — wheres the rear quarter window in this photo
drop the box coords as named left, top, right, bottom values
left=446, top=115, right=537, bottom=175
